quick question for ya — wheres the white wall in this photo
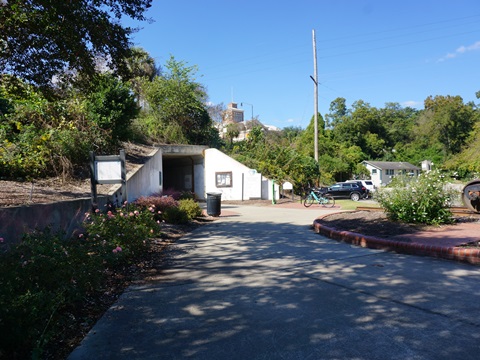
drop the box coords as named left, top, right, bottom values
left=364, top=164, right=382, bottom=188
left=204, top=148, right=279, bottom=201
left=109, top=147, right=163, bottom=203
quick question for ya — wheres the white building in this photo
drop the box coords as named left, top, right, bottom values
left=139, top=145, right=280, bottom=202
left=362, top=161, right=421, bottom=188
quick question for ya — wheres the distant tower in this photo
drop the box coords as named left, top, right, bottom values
left=223, top=102, right=244, bottom=124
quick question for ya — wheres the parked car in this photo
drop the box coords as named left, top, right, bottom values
left=326, top=181, right=368, bottom=201
left=345, top=179, right=375, bottom=193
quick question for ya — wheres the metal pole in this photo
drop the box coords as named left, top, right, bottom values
left=312, top=29, right=318, bottom=162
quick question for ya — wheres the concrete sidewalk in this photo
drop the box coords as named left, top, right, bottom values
left=69, top=204, right=480, bottom=360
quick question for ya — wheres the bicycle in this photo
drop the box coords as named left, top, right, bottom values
left=303, top=187, right=335, bottom=208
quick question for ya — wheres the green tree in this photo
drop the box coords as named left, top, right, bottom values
left=86, top=74, right=139, bottom=150
left=0, top=0, right=152, bottom=93
left=379, top=102, right=417, bottom=149
left=331, top=100, right=386, bottom=159
left=281, top=126, right=304, bottom=144
left=423, top=95, right=476, bottom=155
left=0, top=77, right=94, bottom=178
left=225, top=123, right=241, bottom=145
left=140, top=56, right=219, bottom=146
left=296, top=112, right=325, bottom=158
left=325, top=97, right=347, bottom=128
left=125, top=47, right=159, bottom=106
left=444, top=122, right=480, bottom=176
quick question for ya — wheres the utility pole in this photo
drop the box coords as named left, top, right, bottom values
left=311, top=29, right=319, bottom=162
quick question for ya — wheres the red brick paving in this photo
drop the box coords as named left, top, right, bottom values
left=313, top=215, right=480, bottom=265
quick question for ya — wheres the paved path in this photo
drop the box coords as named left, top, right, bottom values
left=69, top=204, right=480, bottom=360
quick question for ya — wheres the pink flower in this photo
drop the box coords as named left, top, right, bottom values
left=0, top=237, right=4, bottom=243
left=112, top=246, right=123, bottom=254
left=78, top=234, right=84, bottom=238
left=95, top=208, right=100, bottom=213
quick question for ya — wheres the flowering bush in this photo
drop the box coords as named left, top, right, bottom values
left=82, top=203, right=162, bottom=266
left=0, top=229, right=103, bottom=358
left=0, top=197, right=202, bottom=358
left=0, top=202, right=164, bottom=357
left=134, top=195, right=179, bottom=222
left=376, top=170, right=456, bottom=225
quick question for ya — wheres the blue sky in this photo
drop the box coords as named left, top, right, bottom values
left=125, top=0, right=480, bottom=129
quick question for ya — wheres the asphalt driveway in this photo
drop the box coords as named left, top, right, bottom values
left=68, top=204, right=480, bottom=360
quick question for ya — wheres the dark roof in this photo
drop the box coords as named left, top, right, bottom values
left=362, top=161, right=420, bottom=170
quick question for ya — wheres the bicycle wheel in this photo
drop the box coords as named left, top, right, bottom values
left=303, top=194, right=315, bottom=207
left=324, top=195, right=335, bottom=208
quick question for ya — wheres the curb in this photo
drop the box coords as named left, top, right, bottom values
left=313, top=216, right=480, bottom=265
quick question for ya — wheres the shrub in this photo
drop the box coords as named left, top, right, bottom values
left=162, top=206, right=190, bottom=224
left=134, top=195, right=179, bottom=222
left=0, top=229, right=103, bottom=358
left=160, top=188, right=182, bottom=200
left=0, top=202, right=165, bottom=358
left=179, top=191, right=196, bottom=200
left=82, top=204, right=161, bottom=266
left=179, top=199, right=203, bottom=220
left=376, top=170, right=456, bottom=225
left=135, top=194, right=178, bottom=212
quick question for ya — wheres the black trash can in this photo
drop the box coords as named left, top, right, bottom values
left=206, top=192, right=222, bottom=216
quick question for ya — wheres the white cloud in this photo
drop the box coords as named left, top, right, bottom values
left=402, top=101, right=422, bottom=109
left=438, top=40, right=480, bottom=62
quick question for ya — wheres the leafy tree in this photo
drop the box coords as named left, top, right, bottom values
left=85, top=74, right=139, bottom=150
left=423, top=95, right=476, bottom=155
left=331, top=100, right=387, bottom=159
left=225, top=124, right=319, bottom=192
left=0, top=78, right=91, bottom=178
left=296, top=112, right=325, bottom=158
left=444, top=122, right=480, bottom=176
left=281, top=126, right=304, bottom=144
left=325, top=97, right=347, bottom=128
left=225, top=123, right=241, bottom=145
left=0, top=0, right=152, bottom=93
left=140, top=56, right=219, bottom=146
left=125, top=47, right=159, bottom=106
left=0, top=73, right=142, bottom=179
left=379, top=102, right=417, bottom=149
left=206, top=102, right=226, bottom=123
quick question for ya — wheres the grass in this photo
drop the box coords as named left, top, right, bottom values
left=335, top=199, right=380, bottom=211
